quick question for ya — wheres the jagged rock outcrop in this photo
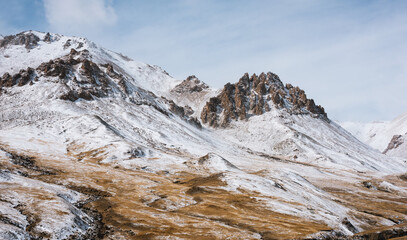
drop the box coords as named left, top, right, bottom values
left=35, top=52, right=112, bottom=101
left=201, top=72, right=327, bottom=127
left=171, top=75, right=209, bottom=94
left=0, top=32, right=40, bottom=49
left=383, top=134, right=405, bottom=154
left=0, top=68, right=36, bottom=89
left=43, top=32, right=52, bottom=43
left=0, top=46, right=202, bottom=129
left=162, top=97, right=202, bottom=129
left=0, top=49, right=117, bottom=101
left=201, top=97, right=221, bottom=127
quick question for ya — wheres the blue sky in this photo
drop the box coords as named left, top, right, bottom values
left=1, top=0, right=407, bottom=122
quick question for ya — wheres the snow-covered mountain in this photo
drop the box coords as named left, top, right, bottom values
left=341, top=111, right=407, bottom=158
left=1, top=31, right=407, bottom=239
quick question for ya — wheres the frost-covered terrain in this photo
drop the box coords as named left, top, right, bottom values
left=341, top=111, right=407, bottom=158
left=0, top=31, right=407, bottom=239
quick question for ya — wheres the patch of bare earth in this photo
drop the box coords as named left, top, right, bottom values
left=0, top=143, right=332, bottom=239
left=1, top=142, right=407, bottom=239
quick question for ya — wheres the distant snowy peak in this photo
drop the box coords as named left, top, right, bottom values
left=201, top=72, right=327, bottom=127
left=341, top=110, right=407, bottom=156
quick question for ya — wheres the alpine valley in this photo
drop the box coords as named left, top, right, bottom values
left=0, top=31, right=406, bottom=240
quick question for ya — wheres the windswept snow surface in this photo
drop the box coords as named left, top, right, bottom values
left=1, top=31, right=407, bottom=238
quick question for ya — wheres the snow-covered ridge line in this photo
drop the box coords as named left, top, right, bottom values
left=0, top=31, right=180, bottom=97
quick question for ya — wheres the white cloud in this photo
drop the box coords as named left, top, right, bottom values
left=43, top=0, right=117, bottom=35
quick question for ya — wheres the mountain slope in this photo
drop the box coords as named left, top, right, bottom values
left=341, top=111, right=407, bottom=158
left=0, top=31, right=406, bottom=239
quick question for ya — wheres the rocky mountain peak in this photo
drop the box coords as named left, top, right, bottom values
left=201, top=72, right=327, bottom=127
left=1, top=47, right=131, bottom=102
left=171, top=75, right=209, bottom=94
left=0, top=41, right=202, bottom=129
left=0, top=31, right=41, bottom=49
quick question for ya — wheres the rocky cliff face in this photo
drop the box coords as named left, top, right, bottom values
left=201, top=72, right=327, bottom=127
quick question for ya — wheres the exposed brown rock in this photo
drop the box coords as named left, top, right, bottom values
left=264, top=102, right=271, bottom=112
left=80, top=60, right=98, bottom=84
left=200, top=72, right=328, bottom=127
left=255, top=81, right=266, bottom=95
left=171, top=75, right=209, bottom=94
left=0, top=32, right=40, bottom=49
left=69, top=48, right=78, bottom=56
left=163, top=98, right=201, bottom=129
left=220, top=83, right=237, bottom=126
left=18, top=68, right=35, bottom=86
left=255, top=95, right=264, bottom=115
left=43, top=32, right=51, bottom=43
left=37, top=59, right=69, bottom=79
left=59, top=90, right=79, bottom=101
left=271, top=92, right=282, bottom=106
left=201, top=97, right=221, bottom=127
left=0, top=54, right=114, bottom=101
left=102, top=63, right=121, bottom=79
left=168, top=100, right=185, bottom=118
left=383, top=134, right=404, bottom=154
left=0, top=68, right=35, bottom=88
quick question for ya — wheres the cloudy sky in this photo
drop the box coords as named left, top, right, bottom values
left=1, top=0, right=406, bottom=122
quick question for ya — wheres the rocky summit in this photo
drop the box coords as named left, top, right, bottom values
left=0, top=31, right=406, bottom=240
left=201, top=72, right=327, bottom=127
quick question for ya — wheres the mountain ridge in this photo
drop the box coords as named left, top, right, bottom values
left=341, top=110, right=407, bottom=159
left=0, top=31, right=406, bottom=239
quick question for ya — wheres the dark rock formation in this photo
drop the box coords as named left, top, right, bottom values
left=163, top=97, right=202, bottom=129
left=201, top=97, right=221, bottom=127
left=37, top=59, right=70, bottom=79
left=0, top=68, right=35, bottom=88
left=0, top=32, right=40, bottom=49
left=1, top=51, right=114, bottom=101
left=171, top=75, right=209, bottom=94
left=383, top=134, right=405, bottom=154
left=43, top=32, right=52, bottom=43
left=201, top=72, right=327, bottom=127
left=63, top=39, right=72, bottom=49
